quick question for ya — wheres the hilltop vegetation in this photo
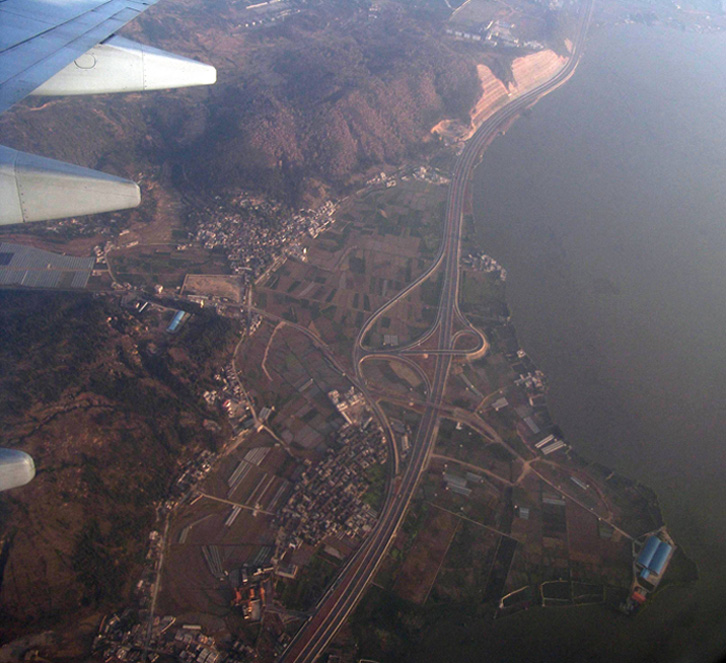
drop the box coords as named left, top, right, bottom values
left=180, top=1, right=480, bottom=201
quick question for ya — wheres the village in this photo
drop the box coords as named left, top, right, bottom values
left=274, top=420, right=387, bottom=552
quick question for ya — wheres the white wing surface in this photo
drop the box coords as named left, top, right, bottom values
left=1, top=0, right=162, bottom=114
left=0, top=0, right=216, bottom=227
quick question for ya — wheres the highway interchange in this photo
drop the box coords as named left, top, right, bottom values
left=280, top=2, right=594, bottom=660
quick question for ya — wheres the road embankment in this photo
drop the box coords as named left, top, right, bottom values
left=432, top=49, right=568, bottom=143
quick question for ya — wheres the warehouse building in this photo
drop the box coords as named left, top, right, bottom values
left=636, top=535, right=674, bottom=579
left=0, top=241, right=95, bottom=289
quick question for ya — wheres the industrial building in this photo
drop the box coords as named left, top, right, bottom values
left=636, top=535, right=673, bottom=582
left=167, top=310, right=188, bottom=333
left=0, top=241, right=95, bottom=289
left=622, top=530, right=676, bottom=614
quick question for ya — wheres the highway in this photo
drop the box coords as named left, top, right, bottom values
left=279, top=3, right=594, bottom=661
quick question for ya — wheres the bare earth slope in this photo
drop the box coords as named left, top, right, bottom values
left=433, top=49, right=568, bottom=142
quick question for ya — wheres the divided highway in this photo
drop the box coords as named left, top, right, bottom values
left=280, top=3, right=594, bottom=661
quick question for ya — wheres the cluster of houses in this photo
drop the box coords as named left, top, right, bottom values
left=445, top=20, right=545, bottom=50
left=189, top=194, right=336, bottom=282
left=462, top=251, right=507, bottom=281
left=93, top=614, right=256, bottom=663
left=274, top=421, right=387, bottom=551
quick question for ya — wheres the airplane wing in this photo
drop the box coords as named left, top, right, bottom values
left=0, top=0, right=217, bottom=490
left=1, top=0, right=161, bottom=115
left=0, top=0, right=216, bottom=227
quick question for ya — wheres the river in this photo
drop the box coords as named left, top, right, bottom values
left=469, top=22, right=726, bottom=663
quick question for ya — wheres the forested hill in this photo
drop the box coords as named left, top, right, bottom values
left=132, top=0, right=482, bottom=203
left=1, top=0, right=481, bottom=207
left=180, top=1, right=480, bottom=202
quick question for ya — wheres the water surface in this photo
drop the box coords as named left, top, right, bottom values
left=471, top=23, right=726, bottom=662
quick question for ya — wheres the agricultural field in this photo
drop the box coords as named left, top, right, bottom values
left=109, top=244, right=229, bottom=290
left=235, top=320, right=351, bottom=455
left=160, top=430, right=289, bottom=621
left=359, top=357, right=428, bottom=402
left=255, top=180, right=447, bottom=362
left=182, top=274, right=244, bottom=303
left=390, top=508, right=459, bottom=605
left=434, top=419, right=522, bottom=485
left=430, top=517, right=502, bottom=603
left=150, top=160, right=685, bottom=659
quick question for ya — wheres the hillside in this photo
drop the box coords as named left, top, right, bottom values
left=0, top=0, right=481, bottom=209
left=0, top=292, right=238, bottom=652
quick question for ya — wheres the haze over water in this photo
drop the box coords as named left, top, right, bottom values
left=472, top=24, right=726, bottom=662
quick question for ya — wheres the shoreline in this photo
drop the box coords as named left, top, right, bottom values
left=465, top=20, right=726, bottom=661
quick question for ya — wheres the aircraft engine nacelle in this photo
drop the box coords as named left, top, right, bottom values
left=0, top=448, right=36, bottom=492
left=0, top=145, right=140, bottom=226
left=31, top=36, right=216, bottom=96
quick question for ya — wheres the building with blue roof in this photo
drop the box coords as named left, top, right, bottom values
left=624, top=531, right=676, bottom=614
left=167, top=310, right=187, bottom=333
left=636, top=536, right=661, bottom=569
left=649, top=542, right=673, bottom=576
left=636, top=536, right=673, bottom=577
